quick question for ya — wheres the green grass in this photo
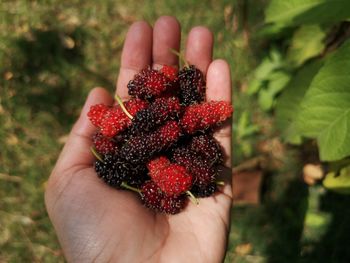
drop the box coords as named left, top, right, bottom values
left=1, top=1, right=350, bottom=262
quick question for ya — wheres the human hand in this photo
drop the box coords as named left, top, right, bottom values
left=45, top=16, right=232, bottom=263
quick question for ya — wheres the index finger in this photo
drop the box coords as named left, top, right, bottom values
left=116, top=21, right=153, bottom=100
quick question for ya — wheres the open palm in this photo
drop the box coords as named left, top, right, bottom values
left=45, top=16, right=233, bottom=263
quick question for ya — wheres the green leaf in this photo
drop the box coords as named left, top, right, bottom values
left=275, top=61, right=323, bottom=144
left=287, top=25, right=326, bottom=67
left=247, top=78, right=264, bottom=95
left=237, top=111, right=259, bottom=139
left=295, top=41, right=350, bottom=161
left=265, top=0, right=350, bottom=26
left=323, top=165, right=350, bottom=194
left=268, top=71, right=291, bottom=94
left=258, top=89, right=274, bottom=111
left=305, top=212, right=331, bottom=228
left=328, top=158, right=350, bottom=174
left=258, top=71, right=291, bottom=111
left=247, top=49, right=283, bottom=95
left=256, top=23, right=286, bottom=38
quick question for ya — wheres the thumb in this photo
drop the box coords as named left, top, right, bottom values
left=53, top=87, right=113, bottom=175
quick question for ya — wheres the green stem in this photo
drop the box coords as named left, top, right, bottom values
left=90, top=147, right=104, bottom=163
left=169, top=48, right=189, bottom=68
left=121, top=182, right=141, bottom=194
left=216, top=181, right=225, bottom=186
left=114, top=94, right=133, bottom=119
left=186, top=190, right=199, bottom=205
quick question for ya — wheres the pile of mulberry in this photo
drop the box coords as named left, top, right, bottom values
left=87, top=65, right=233, bottom=214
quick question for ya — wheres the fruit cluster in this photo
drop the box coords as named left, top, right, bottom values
left=88, top=64, right=233, bottom=214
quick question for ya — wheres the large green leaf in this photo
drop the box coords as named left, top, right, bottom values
left=295, top=41, right=350, bottom=161
left=323, top=165, right=350, bottom=194
left=266, top=0, right=350, bottom=26
left=287, top=25, right=326, bottom=67
left=275, top=61, right=323, bottom=144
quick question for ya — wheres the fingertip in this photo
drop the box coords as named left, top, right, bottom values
left=153, top=16, right=181, bottom=67
left=124, top=20, right=153, bottom=48
left=75, top=87, right=113, bottom=136
left=89, top=87, right=113, bottom=100
left=121, top=21, right=153, bottom=69
left=127, top=20, right=153, bottom=40
left=131, top=20, right=152, bottom=29
left=206, top=59, right=232, bottom=102
left=207, top=59, right=231, bottom=79
left=83, top=87, right=113, bottom=113
left=189, top=26, right=213, bottom=39
left=185, top=26, right=213, bottom=74
left=154, top=15, right=180, bottom=31
left=117, top=21, right=153, bottom=99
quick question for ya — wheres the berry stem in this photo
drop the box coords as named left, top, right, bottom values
left=90, top=147, right=104, bottom=163
left=186, top=190, right=199, bottom=205
left=121, top=182, right=141, bottom=193
left=114, top=94, right=133, bottom=119
left=216, top=181, right=225, bottom=186
left=169, top=48, right=189, bottom=68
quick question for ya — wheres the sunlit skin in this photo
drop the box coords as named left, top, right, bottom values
left=45, top=16, right=233, bottom=263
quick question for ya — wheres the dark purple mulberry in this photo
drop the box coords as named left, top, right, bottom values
left=189, top=134, right=223, bottom=165
left=131, top=97, right=181, bottom=132
left=171, top=147, right=218, bottom=188
left=178, top=65, right=205, bottom=106
left=94, top=154, right=148, bottom=187
left=191, top=183, right=217, bottom=198
left=120, top=121, right=181, bottom=164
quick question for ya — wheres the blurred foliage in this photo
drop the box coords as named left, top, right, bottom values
left=265, top=0, right=350, bottom=26
left=227, top=0, right=350, bottom=262
left=1, top=0, right=350, bottom=262
left=252, top=0, right=350, bottom=193
left=286, top=25, right=326, bottom=67
left=323, top=165, right=350, bottom=195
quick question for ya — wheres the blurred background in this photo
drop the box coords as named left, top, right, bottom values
left=1, top=0, right=350, bottom=262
